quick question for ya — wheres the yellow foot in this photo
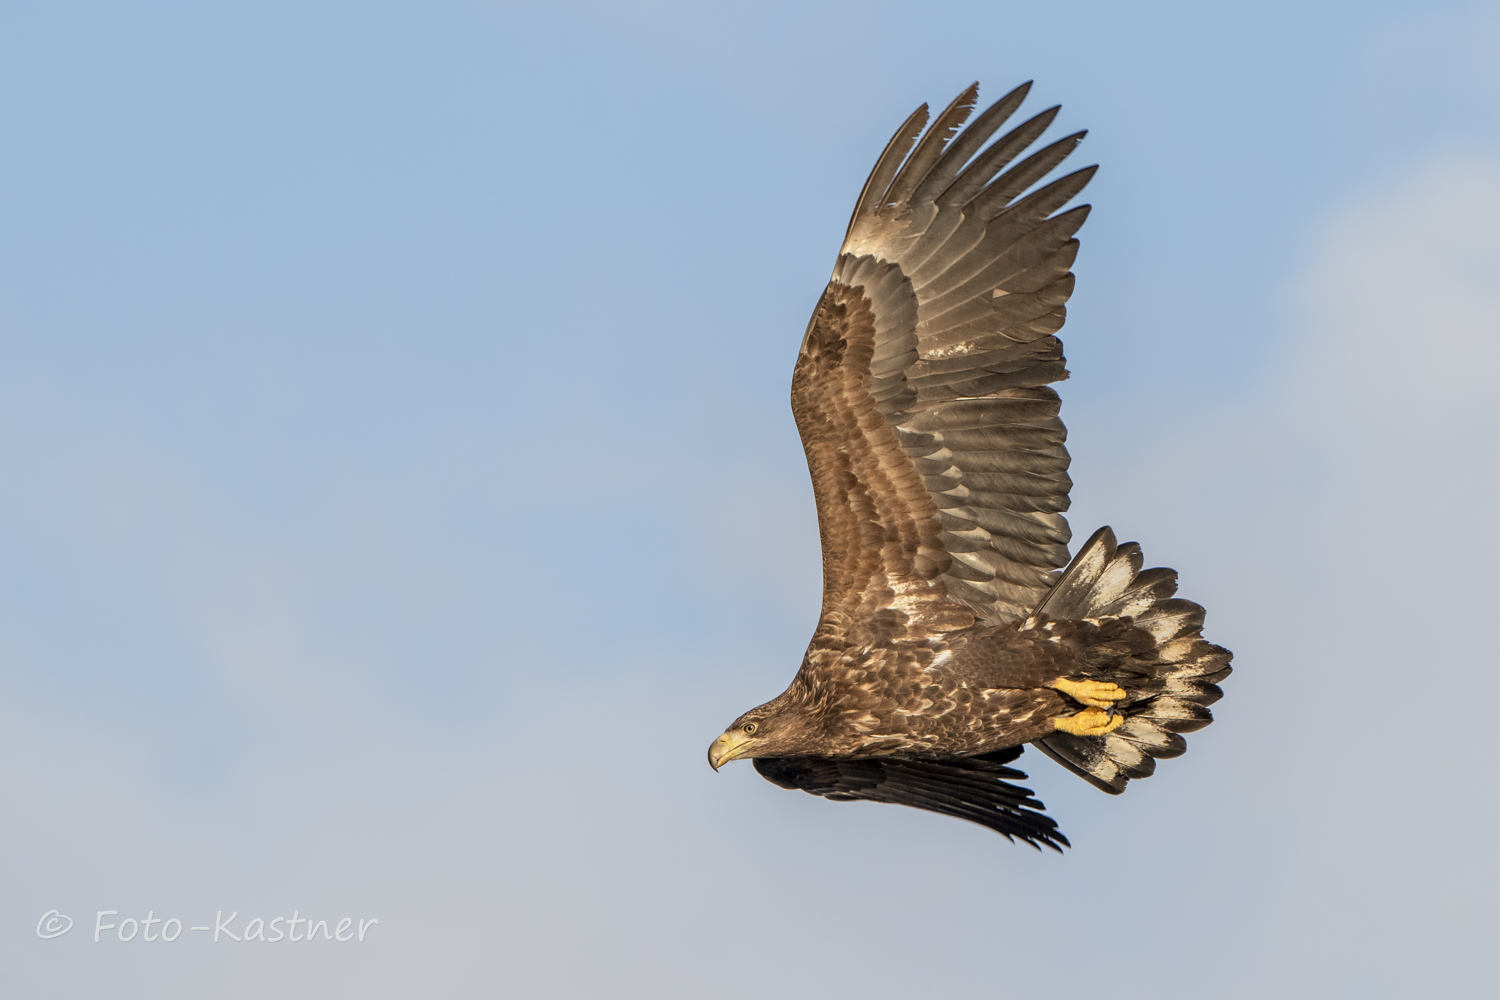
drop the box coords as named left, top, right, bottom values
left=1052, top=677, right=1129, bottom=709
left=1052, top=706, right=1125, bottom=737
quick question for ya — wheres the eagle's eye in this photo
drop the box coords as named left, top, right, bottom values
left=743, top=722, right=758, bottom=735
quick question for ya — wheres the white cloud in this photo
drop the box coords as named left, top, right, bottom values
left=1292, top=153, right=1500, bottom=438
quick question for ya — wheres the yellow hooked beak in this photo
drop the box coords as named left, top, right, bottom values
left=708, top=729, right=756, bottom=770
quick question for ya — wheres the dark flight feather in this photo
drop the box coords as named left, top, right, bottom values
left=936, top=106, right=1061, bottom=208
left=754, top=752, right=1069, bottom=852
left=845, top=104, right=930, bottom=239
left=911, top=82, right=1033, bottom=203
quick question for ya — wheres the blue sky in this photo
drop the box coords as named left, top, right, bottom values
left=2, top=2, right=1498, bottom=997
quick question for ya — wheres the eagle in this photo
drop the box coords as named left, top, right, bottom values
left=707, top=82, right=1232, bottom=851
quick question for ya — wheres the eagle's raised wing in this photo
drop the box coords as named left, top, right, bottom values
left=753, top=748, right=1068, bottom=851
left=795, top=82, right=1092, bottom=636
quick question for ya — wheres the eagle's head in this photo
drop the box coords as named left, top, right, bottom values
left=707, top=694, right=823, bottom=770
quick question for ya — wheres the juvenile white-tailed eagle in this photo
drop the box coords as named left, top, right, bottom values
left=707, top=82, right=1232, bottom=851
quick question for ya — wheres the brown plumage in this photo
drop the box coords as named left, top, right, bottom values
left=707, top=82, right=1232, bottom=850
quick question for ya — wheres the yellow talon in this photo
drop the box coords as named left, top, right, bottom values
left=1052, top=706, right=1125, bottom=737
left=1052, top=677, right=1129, bottom=709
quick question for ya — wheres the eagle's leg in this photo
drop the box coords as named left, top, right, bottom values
left=1052, top=706, right=1125, bottom=736
left=1051, top=677, right=1128, bottom=709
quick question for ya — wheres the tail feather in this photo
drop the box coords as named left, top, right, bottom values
left=1031, top=526, right=1231, bottom=795
left=1097, top=566, right=1179, bottom=618
left=1134, top=600, right=1206, bottom=643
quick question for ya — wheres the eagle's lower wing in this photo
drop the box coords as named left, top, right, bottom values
left=795, top=82, right=1090, bottom=638
left=753, top=749, right=1068, bottom=851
